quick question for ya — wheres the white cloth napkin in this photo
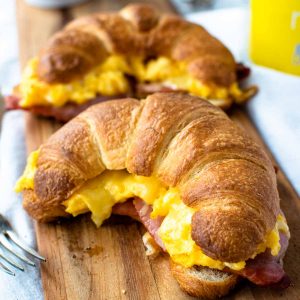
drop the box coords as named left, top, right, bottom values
left=0, top=1, right=43, bottom=298
left=0, top=111, right=43, bottom=300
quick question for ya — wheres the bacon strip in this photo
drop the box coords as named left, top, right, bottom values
left=4, top=95, right=20, bottom=109
left=5, top=86, right=180, bottom=122
left=113, top=199, right=290, bottom=288
left=4, top=95, right=126, bottom=122
left=230, top=232, right=290, bottom=288
left=112, top=200, right=140, bottom=221
left=133, top=198, right=166, bottom=250
left=236, top=63, right=251, bottom=81
left=112, top=199, right=165, bottom=250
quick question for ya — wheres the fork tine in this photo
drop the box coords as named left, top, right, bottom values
left=0, top=260, right=15, bottom=276
left=5, top=230, right=46, bottom=261
left=0, top=234, right=35, bottom=266
left=0, top=252, right=24, bottom=271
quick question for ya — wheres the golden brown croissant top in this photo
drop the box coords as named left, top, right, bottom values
left=37, top=4, right=236, bottom=87
left=21, top=92, right=280, bottom=263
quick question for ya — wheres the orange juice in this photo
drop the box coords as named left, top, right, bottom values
left=250, top=0, right=300, bottom=76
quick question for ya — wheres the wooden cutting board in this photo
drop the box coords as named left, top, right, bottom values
left=15, top=0, right=300, bottom=299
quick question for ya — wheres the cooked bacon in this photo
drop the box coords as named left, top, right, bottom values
left=236, top=63, right=251, bottom=81
left=112, top=200, right=140, bottom=221
left=4, top=94, right=126, bottom=122
left=4, top=95, right=20, bottom=109
left=230, top=232, right=290, bottom=288
left=120, top=198, right=290, bottom=288
left=133, top=198, right=166, bottom=250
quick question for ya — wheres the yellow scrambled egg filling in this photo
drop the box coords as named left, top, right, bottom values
left=16, top=150, right=289, bottom=271
left=19, top=55, right=243, bottom=107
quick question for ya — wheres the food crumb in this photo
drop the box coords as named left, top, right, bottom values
left=121, top=289, right=126, bottom=295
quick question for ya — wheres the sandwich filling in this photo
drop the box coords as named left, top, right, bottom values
left=17, top=55, right=246, bottom=108
left=16, top=150, right=289, bottom=272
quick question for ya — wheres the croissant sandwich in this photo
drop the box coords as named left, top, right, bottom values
left=16, top=93, right=290, bottom=298
left=5, top=4, right=256, bottom=122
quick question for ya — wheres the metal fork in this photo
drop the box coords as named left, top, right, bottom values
left=0, top=214, right=45, bottom=276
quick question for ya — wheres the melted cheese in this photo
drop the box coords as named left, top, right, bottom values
left=19, top=55, right=243, bottom=107
left=16, top=151, right=290, bottom=271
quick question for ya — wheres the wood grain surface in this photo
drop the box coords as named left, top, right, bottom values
left=15, top=0, right=300, bottom=299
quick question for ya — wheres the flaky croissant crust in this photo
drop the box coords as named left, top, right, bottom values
left=23, top=93, right=280, bottom=263
left=36, top=4, right=236, bottom=87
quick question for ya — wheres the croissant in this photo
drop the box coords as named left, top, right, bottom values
left=16, top=93, right=289, bottom=298
left=6, top=4, right=256, bottom=121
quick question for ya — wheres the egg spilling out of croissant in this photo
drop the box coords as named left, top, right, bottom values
left=15, top=93, right=290, bottom=297
left=18, top=55, right=246, bottom=109
left=16, top=158, right=288, bottom=272
left=6, top=4, right=257, bottom=121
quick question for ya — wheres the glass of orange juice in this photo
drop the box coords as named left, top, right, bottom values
left=250, top=0, right=300, bottom=76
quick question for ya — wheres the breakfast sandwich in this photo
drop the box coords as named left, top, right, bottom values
left=5, top=4, right=256, bottom=122
left=15, top=93, right=290, bottom=299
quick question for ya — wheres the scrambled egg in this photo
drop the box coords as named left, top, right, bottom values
left=16, top=151, right=289, bottom=271
left=19, top=55, right=243, bottom=107
left=19, top=56, right=130, bottom=107
left=15, top=149, right=40, bottom=192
